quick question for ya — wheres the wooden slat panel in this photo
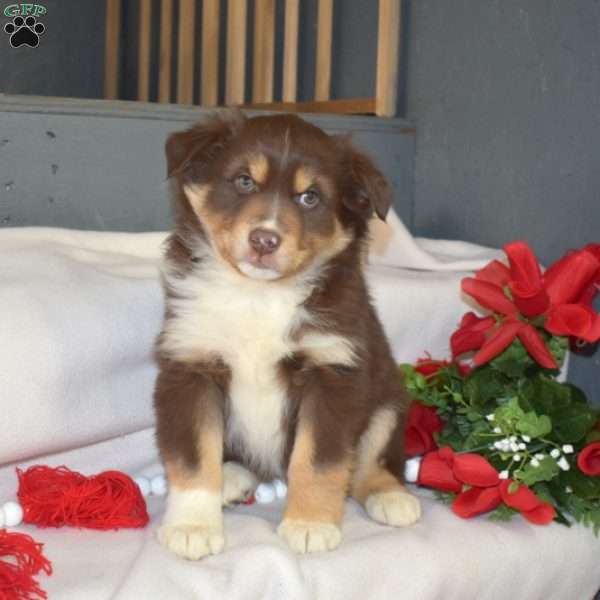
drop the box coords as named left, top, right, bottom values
left=243, top=97, right=375, bottom=115
left=158, top=0, right=173, bottom=103
left=177, top=0, right=196, bottom=105
left=226, top=0, right=247, bottom=105
left=252, top=0, right=275, bottom=103
left=201, top=0, right=220, bottom=106
left=104, top=0, right=121, bottom=99
left=138, top=0, right=152, bottom=101
left=375, top=0, right=401, bottom=117
left=314, top=0, right=333, bottom=101
left=282, top=0, right=299, bottom=102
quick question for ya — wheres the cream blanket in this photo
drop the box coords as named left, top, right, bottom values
left=1, top=214, right=598, bottom=599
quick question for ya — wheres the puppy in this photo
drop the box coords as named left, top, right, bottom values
left=154, top=111, right=421, bottom=560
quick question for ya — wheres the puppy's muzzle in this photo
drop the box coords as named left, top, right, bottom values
left=249, top=228, right=282, bottom=256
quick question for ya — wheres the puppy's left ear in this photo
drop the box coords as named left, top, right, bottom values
left=336, top=138, right=392, bottom=221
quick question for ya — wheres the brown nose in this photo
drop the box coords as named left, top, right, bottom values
left=249, top=228, right=281, bottom=255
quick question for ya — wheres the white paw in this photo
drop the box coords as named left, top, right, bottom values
left=277, top=519, right=341, bottom=553
left=158, top=523, right=224, bottom=560
left=365, top=490, right=421, bottom=527
left=223, top=462, right=258, bottom=506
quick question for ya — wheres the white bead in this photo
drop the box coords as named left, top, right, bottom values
left=535, top=453, right=545, bottom=460
left=273, top=479, right=288, bottom=499
left=404, top=457, right=422, bottom=483
left=499, top=470, right=509, bottom=480
left=509, top=436, right=517, bottom=443
left=530, top=458, right=540, bottom=467
left=513, top=453, right=521, bottom=461
left=562, top=445, right=574, bottom=454
left=486, top=414, right=495, bottom=422
left=150, top=474, right=168, bottom=496
left=493, top=427, right=502, bottom=433
left=518, top=443, right=526, bottom=450
left=521, top=435, right=531, bottom=443
left=557, top=457, right=570, bottom=471
left=134, top=476, right=151, bottom=497
left=254, top=483, right=276, bottom=503
left=3, top=501, right=23, bottom=527
left=550, top=448, right=561, bottom=459
left=510, top=442, right=519, bottom=452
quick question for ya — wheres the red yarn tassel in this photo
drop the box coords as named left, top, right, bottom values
left=17, top=466, right=149, bottom=530
left=0, top=529, right=52, bottom=600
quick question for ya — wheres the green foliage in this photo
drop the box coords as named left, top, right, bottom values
left=488, top=503, right=519, bottom=522
left=403, top=330, right=600, bottom=534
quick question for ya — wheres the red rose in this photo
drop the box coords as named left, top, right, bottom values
left=405, top=402, right=444, bottom=457
left=450, top=312, right=495, bottom=358
left=577, top=442, right=600, bottom=476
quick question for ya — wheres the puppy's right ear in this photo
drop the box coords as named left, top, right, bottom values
left=165, top=110, right=245, bottom=180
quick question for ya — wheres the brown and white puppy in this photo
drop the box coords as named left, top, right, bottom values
left=154, top=111, right=420, bottom=560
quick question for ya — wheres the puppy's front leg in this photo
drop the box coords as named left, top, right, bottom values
left=278, top=370, right=355, bottom=554
left=155, top=362, right=225, bottom=560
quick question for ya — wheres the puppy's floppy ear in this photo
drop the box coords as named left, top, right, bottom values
left=335, top=136, right=392, bottom=221
left=165, top=110, right=246, bottom=179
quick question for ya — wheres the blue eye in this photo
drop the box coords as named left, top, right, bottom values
left=297, top=189, right=320, bottom=209
left=235, top=173, right=257, bottom=193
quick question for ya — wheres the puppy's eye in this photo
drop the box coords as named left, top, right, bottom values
left=234, top=173, right=257, bottom=194
left=297, top=189, right=320, bottom=209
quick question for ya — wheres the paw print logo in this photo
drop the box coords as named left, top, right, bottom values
left=4, top=15, right=45, bottom=48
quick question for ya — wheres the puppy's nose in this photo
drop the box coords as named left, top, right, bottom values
left=249, top=228, right=281, bottom=255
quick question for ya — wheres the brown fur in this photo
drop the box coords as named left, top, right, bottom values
left=155, top=111, right=413, bottom=541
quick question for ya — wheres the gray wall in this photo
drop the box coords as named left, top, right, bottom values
left=404, top=0, right=600, bottom=402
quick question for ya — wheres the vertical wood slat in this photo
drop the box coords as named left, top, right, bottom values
left=177, top=0, right=196, bottom=104
left=314, top=0, right=333, bottom=101
left=104, top=0, right=121, bottom=99
left=201, top=0, right=220, bottom=106
left=158, top=0, right=173, bottom=103
left=253, top=0, right=275, bottom=103
left=138, top=0, right=152, bottom=101
left=226, top=0, right=247, bottom=105
left=375, top=0, right=401, bottom=117
left=282, top=0, right=299, bottom=102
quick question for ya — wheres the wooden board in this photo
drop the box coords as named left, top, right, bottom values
left=226, top=0, right=247, bottom=105
left=282, top=0, right=300, bottom=102
left=177, top=0, right=196, bottom=105
left=315, top=0, right=333, bottom=101
left=104, top=0, right=121, bottom=100
left=201, top=0, right=220, bottom=107
left=137, top=0, right=152, bottom=102
left=158, top=0, right=173, bottom=103
left=253, top=0, right=276, bottom=103
left=375, top=0, right=401, bottom=117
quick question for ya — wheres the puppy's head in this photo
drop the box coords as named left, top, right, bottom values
left=166, top=112, right=391, bottom=281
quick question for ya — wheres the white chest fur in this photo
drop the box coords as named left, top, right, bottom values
left=161, top=258, right=314, bottom=476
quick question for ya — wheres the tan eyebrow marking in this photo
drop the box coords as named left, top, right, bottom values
left=294, top=166, right=316, bottom=194
left=248, top=152, right=269, bottom=184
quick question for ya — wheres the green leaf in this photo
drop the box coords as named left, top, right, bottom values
left=490, top=338, right=535, bottom=378
left=487, top=503, right=518, bottom=522
left=547, top=335, right=569, bottom=368
left=559, top=470, right=600, bottom=501
left=552, top=403, right=597, bottom=443
left=463, top=369, right=507, bottom=408
left=515, top=456, right=559, bottom=486
left=526, top=374, right=571, bottom=416
left=516, top=412, right=552, bottom=438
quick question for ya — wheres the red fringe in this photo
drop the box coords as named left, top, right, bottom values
left=17, top=466, right=149, bottom=530
left=0, top=529, right=52, bottom=600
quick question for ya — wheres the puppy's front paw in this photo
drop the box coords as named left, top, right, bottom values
left=223, top=462, right=258, bottom=506
left=158, top=523, right=224, bottom=560
left=277, top=519, right=341, bottom=553
left=365, top=490, right=421, bottom=527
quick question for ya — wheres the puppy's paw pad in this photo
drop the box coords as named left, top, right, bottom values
left=366, top=490, right=421, bottom=527
left=277, top=519, right=341, bottom=553
left=223, top=462, right=258, bottom=506
left=158, top=524, right=224, bottom=560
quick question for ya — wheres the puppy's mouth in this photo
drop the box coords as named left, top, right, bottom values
left=237, top=251, right=282, bottom=281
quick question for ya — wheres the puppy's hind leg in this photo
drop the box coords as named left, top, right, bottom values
left=351, top=406, right=421, bottom=527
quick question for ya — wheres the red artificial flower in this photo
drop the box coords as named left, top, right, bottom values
left=452, top=453, right=500, bottom=487
left=450, top=312, right=496, bottom=358
left=414, top=358, right=451, bottom=378
left=577, top=442, right=600, bottom=476
left=544, top=247, right=600, bottom=306
left=405, top=402, right=445, bottom=457
left=504, top=241, right=550, bottom=317
left=499, top=480, right=556, bottom=525
left=461, top=277, right=518, bottom=317
left=452, top=486, right=502, bottom=519
left=544, top=304, right=600, bottom=343
left=417, top=448, right=462, bottom=493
